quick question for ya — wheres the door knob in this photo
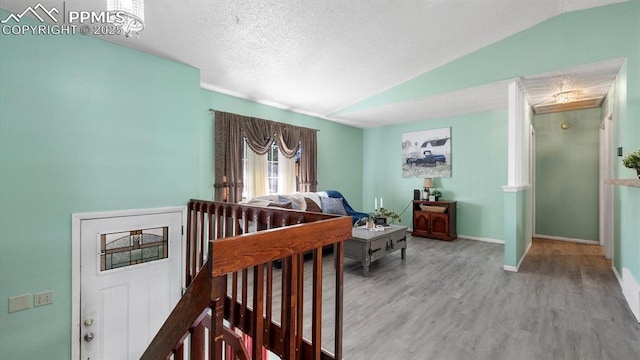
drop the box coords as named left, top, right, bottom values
left=84, top=332, right=94, bottom=342
left=84, top=318, right=94, bottom=326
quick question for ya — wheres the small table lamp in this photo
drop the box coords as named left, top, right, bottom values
left=423, top=178, right=433, bottom=200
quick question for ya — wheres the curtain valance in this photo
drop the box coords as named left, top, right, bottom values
left=241, top=113, right=310, bottom=158
left=213, top=110, right=318, bottom=202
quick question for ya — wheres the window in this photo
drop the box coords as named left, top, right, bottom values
left=100, top=227, right=168, bottom=271
left=267, top=142, right=279, bottom=194
left=242, top=139, right=299, bottom=201
left=214, top=111, right=317, bottom=202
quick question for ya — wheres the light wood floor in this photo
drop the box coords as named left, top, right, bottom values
left=290, top=236, right=640, bottom=360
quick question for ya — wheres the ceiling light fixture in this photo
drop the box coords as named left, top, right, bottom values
left=553, top=77, right=579, bottom=104
left=107, top=0, right=145, bottom=37
left=554, top=90, right=579, bottom=104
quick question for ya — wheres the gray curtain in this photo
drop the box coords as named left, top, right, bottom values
left=214, top=112, right=244, bottom=202
left=298, top=128, right=317, bottom=192
left=213, top=110, right=318, bottom=202
left=275, top=123, right=301, bottom=158
left=243, top=116, right=275, bottom=155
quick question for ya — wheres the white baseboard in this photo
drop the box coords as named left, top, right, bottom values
left=612, top=265, right=623, bottom=283
left=534, top=234, right=599, bottom=245
left=621, top=268, right=639, bottom=322
left=458, top=234, right=505, bottom=244
left=503, top=240, right=533, bottom=273
left=613, top=267, right=640, bottom=323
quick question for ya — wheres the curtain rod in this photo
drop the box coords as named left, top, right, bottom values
left=208, top=108, right=320, bottom=132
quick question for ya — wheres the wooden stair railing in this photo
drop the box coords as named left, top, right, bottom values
left=141, top=200, right=351, bottom=360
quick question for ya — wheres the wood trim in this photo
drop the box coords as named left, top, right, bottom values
left=223, top=297, right=337, bottom=360
left=252, top=264, right=265, bottom=360
left=334, top=241, right=344, bottom=360
left=142, top=200, right=349, bottom=360
left=311, top=249, right=323, bottom=359
left=533, top=98, right=603, bottom=115
left=210, top=276, right=227, bottom=360
left=209, top=217, right=352, bottom=276
left=140, top=268, right=212, bottom=360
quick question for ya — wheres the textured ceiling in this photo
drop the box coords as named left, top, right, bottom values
left=521, top=58, right=624, bottom=108
left=0, top=0, right=626, bottom=128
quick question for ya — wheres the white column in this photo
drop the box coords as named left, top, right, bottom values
left=505, top=80, right=532, bottom=189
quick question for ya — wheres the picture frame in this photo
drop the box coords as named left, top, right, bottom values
left=402, top=127, right=451, bottom=178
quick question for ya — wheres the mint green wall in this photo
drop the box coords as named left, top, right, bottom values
left=608, top=60, right=640, bottom=279
left=363, top=109, right=507, bottom=241
left=355, top=1, right=639, bottom=280
left=504, top=188, right=532, bottom=268
left=199, top=90, right=364, bottom=206
left=1, top=1, right=640, bottom=357
left=0, top=10, right=363, bottom=359
left=0, top=17, right=206, bottom=358
left=533, top=109, right=601, bottom=241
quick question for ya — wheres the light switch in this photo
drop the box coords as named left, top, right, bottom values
left=8, top=294, right=32, bottom=313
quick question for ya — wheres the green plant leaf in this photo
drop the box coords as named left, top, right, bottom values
left=622, top=150, right=640, bottom=169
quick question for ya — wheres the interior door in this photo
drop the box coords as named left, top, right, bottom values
left=80, top=211, right=182, bottom=360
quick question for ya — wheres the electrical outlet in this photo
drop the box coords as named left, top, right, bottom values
left=34, top=290, right=53, bottom=307
left=8, top=294, right=32, bottom=313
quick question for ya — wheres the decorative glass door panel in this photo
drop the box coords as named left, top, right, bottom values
left=100, top=227, right=168, bottom=271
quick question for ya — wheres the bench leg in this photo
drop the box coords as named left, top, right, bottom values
left=362, top=263, right=369, bottom=276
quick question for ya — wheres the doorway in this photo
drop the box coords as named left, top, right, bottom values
left=532, top=109, right=602, bottom=244
left=71, top=207, right=185, bottom=360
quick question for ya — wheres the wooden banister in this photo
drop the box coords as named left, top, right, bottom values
left=208, top=218, right=351, bottom=276
left=140, top=268, right=213, bottom=360
left=142, top=199, right=350, bottom=360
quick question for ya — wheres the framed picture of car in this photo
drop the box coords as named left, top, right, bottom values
left=402, top=127, right=451, bottom=178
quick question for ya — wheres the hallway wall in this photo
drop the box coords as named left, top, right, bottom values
left=533, top=108, right=602, bottom=241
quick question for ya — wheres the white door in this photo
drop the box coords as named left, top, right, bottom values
left=79, top=211, right=183, bottom=360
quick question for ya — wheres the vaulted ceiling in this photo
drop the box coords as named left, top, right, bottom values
left=0, top=0, right=626, bottom=127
